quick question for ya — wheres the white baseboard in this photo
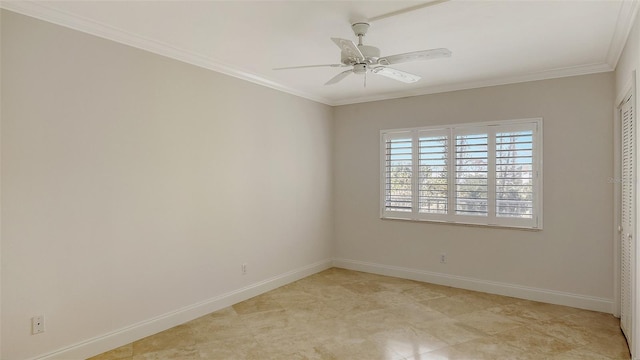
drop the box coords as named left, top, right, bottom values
left=32, top=259, right=333, bottom=360
left=332, top=258, right=613, bottom=313
left=30, top=257, right=614, bottom=359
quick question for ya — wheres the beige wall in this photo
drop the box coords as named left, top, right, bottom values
left=334, top=73, right=614, bottom=302
left=1, top=11, right=333, bottom=359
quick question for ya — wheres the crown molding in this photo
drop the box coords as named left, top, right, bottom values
left=332, top=62, right=614, bottom=106
left=606, top=0, right=640, bottom=68
left=0, top=1, right=335, bottom=106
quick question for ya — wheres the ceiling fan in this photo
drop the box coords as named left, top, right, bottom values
left=274, top=22, right=451, bottom=86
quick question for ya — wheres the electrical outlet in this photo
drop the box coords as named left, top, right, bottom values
left=32, top=315, right=44, bottom=335
left=440, top=253, right=447, bottom=264
left=241, top=263, right=247, bottom=275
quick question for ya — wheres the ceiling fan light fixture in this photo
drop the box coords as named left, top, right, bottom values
left=353, top=63, right=368, bottom=74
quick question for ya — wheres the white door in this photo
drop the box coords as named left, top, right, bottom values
left=621, top=89, right=635, bottom=346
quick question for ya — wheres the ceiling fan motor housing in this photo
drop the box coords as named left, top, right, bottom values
left=341, top=45, right=380, bottom=65
left=359, top=45, right=380, bottom=61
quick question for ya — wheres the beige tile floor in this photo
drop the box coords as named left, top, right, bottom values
left=88, top=268, right=630, bottom=360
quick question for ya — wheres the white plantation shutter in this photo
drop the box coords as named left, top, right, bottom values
left=495, top=129, right=534, bottom=219
left=493, top=122, right=539, bottom=228
left=455, top=132, right=489, bottom=217
left=620, top=90, right=634, bottom=345
left=418, top=131, right=449, bottom=215
left=381, top=119, right=541, bottom=229
left=383, top=132, right=413, bottom=214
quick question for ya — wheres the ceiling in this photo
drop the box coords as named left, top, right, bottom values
left=3, top=1, right=638, bottom=106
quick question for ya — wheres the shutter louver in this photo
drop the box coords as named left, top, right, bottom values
left=384, top=135, right=413, bottom=212
left=456, top=133, right=488, bottom=216
left=419, top=132, right=448, bottom=214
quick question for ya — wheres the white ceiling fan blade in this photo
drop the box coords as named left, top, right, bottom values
left=273, top=64, right=347, bottom=70
left=331, top=38, right=364, bottom=62
left=378, top=48, right=452, bottom=65
left=372, top=67, right=421, bottom=83
left=325, top=69, right=353, bottom=85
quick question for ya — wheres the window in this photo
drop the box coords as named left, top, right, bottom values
left=381, top=118, right=542, bottom=229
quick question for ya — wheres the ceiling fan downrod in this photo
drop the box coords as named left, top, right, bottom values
left=351, top=22, right=370, bottom=46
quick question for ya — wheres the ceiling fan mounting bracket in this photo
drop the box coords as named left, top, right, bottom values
left=351, top=22, right=370, bottom=37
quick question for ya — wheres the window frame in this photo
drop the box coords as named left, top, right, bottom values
left=380, top=118, right=543, bottom=230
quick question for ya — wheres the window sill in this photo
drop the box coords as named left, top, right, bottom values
left=380, top=215, right=543, bottom=231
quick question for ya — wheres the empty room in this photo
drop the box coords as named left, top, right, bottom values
left=2, top=1, right=640, bottom=359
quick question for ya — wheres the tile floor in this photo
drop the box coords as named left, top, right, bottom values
left=88, top=268, right=630, bottom=360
